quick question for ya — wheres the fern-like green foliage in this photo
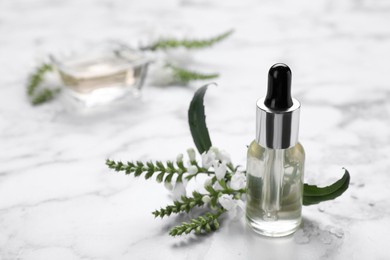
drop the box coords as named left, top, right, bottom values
left=27, top=63, right=60, bottom=105
left=169, top=209, right=225, bottom=236
left=167, top=64, right=219, bottom=84
left=105, top=159, right=207, bottom=183
left=153, top=191, right=205, bottom=218
left=144, top=29, right=234, bottom=51
left=27, top=63, right=53, bottom=96
left=31, top=88, right=61, bottom=105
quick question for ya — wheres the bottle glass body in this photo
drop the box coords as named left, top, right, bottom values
left=51, top=44, right=150, bottom=107
left=246, top=140, right=305, bottom=237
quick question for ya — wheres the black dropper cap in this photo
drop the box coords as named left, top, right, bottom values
left=264, top=63, right=293, bottom=110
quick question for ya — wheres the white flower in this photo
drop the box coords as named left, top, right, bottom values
left=218, top=194, right=245, bottom=220
left=216, top=149, right=231, bottom=164
left=208, top=147, right=231, bottom=164
left=230, top=171, right=246, bottom=190
left=204, top=177, right=213, bottom=188
left=214, top=161, right=227, bottom=180
left=202, top=195, right=211, bottom=204
left=201, top=150, right=216, bottom=169
left=187, top=148, right=196, bottom=162
left=229, top=199, right=245, bottom=220
left=172, top=182, right=186, bottom=201
left=164, top=174, right=187, bottom=200
left=187, top=165, right=198, bottom=175
left=164, top=174, right=178, bottom=191
left=181, top=173, right=189, bottom=187
left=176, top=153, right=183, bottom=163
left=218, top=194, right=235, bottom=210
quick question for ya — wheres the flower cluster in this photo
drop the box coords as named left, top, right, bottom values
left=201, top=148, right=246, bottom=215
left=164, top=147, right=246, bottom=221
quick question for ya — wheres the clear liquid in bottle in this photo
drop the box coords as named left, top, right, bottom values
left=52, top=46, right=149, bottom=107
left=246, top=140, right=305, bottom=237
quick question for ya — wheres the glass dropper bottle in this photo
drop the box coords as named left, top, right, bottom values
left=246, top=63, right=305, bottom=237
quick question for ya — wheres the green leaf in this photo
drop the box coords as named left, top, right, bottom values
left=188, top=84, right=213, bottom=154
left=156, top=172, right=165, bottom=183
left=303, top=168, right=350, bottom=206
left=167, top=64, right=219, bottom=84
left=145, top=29, right=234, bottom=51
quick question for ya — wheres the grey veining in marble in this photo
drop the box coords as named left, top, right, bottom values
left=1, top=0, right=390, bottom=259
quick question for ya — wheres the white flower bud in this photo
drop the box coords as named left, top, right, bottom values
left=202, top=195, right=211, bottom=204
left=201, top=150, right=216, bottom=169
left=176, top=153, right=183, bottom=163
left=187, top=148, right=196, bottom=162
left=231, top=199, right=245, bottom=221
left=172, top=182, right=186, bottom=201
left=214, top=161, right=227, bottom=180
left=181, top=173, right=189, bottom=187
left=171, top=175, right=178, bottom=186
left=187, top=165, right=198, bottom=175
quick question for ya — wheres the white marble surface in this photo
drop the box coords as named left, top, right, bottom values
left=1, top=0, right=390, bottom=259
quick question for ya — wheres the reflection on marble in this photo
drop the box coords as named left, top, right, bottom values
left=1, top=0, right=390, bottom=259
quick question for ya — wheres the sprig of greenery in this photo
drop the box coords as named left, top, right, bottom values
left=106, top=159, right=184, bottom=183
left=152, top=180, right=244, bottom=219
left=105, top=159, right=211, bottom=183
left=153, top=191, right=205, bottom=218
left=31, top=88, right=61, bottom=105
left=169, top=208, right=225, bottom=236
left=27, top=63, right=53, bottom=96
left=143, top=29, right=234, bottom=51
left=27, top=63, right=60, bottom=105
left=167, top=64, right=219, bottom=84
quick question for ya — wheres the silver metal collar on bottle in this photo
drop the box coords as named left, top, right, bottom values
left=256, top=97, right=300, bottom=149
